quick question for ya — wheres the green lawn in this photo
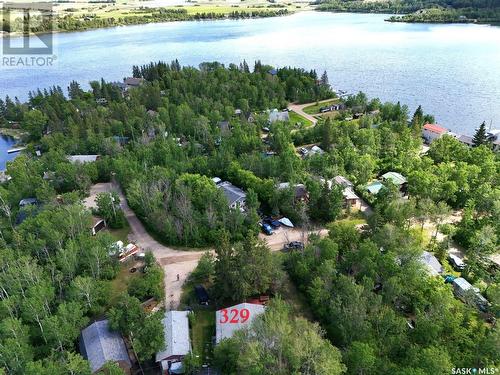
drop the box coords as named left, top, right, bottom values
left=303, top=99, right=339, bottom=115
left=108, top=263, right=141, bottom=306
left=190, top=310, right=216, bottom=363
left=289, top=110, right=313, bottom=128
left=107, top=224, right=131, bottom=243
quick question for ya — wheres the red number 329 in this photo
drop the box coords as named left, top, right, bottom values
left=219, top=308, right=250, bottom=324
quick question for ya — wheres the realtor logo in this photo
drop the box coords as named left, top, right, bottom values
left=2, top=2, right=54, bottom=56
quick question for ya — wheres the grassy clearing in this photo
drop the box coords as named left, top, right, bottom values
left=190, top=310, right=215, bottom=363
left=303, top=98, right=339, bottom=115
left=109, top=262, right=142, bottom=305
left=289, top=110, right=313, bottom=128
left=107, top=224, right=131, bottom=243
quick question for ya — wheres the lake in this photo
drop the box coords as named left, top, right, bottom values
left=0, top=135, right=19, bottom=171
left=1, top=11, right=500, bottom=135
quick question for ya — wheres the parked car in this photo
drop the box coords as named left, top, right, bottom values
left=299, top=147, right=308, bottom=155
left=448, top=254, right=466, bottom=271
left=194, top=285, right=209, bottom=305
left=283, top=241, right=304, bottom=251
left=260, top=222, right=273, bottom=235
left=263, top=217, right=281, bottom=229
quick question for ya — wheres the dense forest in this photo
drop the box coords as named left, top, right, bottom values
left=0, top=60, right=498, bottom=374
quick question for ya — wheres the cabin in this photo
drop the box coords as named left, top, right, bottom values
left=419, top=251, right=443, bottom=276
left=67, top=155, right=100, bottom=164
left=277, top=182, right=309, bottom=203
left=79, top=320, right=132, bottom=374
left=123, top=77, right=144, bottom=87
left=268, top=109, right=289, bottom=124
left=322, top=176, right=361, bottom=210
left=156, top=311, right=191, bottom=374
left=308, top=145, right=325, bottom=156
left=215, top=303, right=265, bottom=344
left=217, top=181, right=246, bottom=211
left=381, top=172, right=408, bottom=195
left=487, top=129, right=500, bottom=152
left=422, top=123, right=448, bottom=144
left=457, top=134, right=474, bottom=147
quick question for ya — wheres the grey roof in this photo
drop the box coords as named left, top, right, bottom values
left=67, top=155, right=100, bottom=164
left=333, top=175, right=353, bottom=188
left=419, top=251, right=443, bottom=276
left=216, top=303, right=265, bottom=344
left=156, top=311, right=191, bottom=362
left=80, top=320, right=131, bottom=373
left=124, top=77, right=144, bottom=87
left=19, top=197, right=39, bottom=207
left=217, top=181, right=246, bottom=206
left=218, top=120, right=231, bottom=133
left=457, top=134, right=474, bottom=146
left=453, top=277, right=477, bottom=293
left=268, top=109, right=289, bottom=123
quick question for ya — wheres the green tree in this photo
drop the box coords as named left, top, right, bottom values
left=472, top=121, right=489, bottom=147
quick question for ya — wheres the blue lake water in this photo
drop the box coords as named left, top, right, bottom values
left=1, top=11, right=500, bottom=135
left=0, top=135, right=19, bottom=170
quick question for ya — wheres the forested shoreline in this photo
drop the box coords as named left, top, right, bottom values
left=0, top=60, right=498, bottom=374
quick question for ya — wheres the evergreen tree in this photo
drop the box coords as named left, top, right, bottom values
left=472, top=121, right=489, bottom=147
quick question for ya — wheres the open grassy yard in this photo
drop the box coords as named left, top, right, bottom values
left=109, top=262, right=142, bottom=305
left=289, top=110, right=313, bottom=128
left=190, top=310, right=216, bottom=363
left=303, top=98, right=339, bottom=115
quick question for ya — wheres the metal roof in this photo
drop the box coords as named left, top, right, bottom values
left=366, top=181, right=384, bottom=195
left=333, top=175, right=354, bottom=188
left=268, top=109, right=289, bottom=123
left=381, top=172, right=407, bottom=186
left=156, top=311, right=191, bottom=362
left=217, top=181, right=246, bottom=207
left=67, top=155, right=100, bottom=164
left=420, top=251, right=443, bottom=276
left=79, top=320, right=131, bottom=373
left=423, top=123, right=447, bottom=134
left=216, top=303, right=265, bottom=344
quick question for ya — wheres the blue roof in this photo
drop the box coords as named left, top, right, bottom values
left=366, top=181, right=384, bottom=195
left=80, top=320, right=131, bottom=373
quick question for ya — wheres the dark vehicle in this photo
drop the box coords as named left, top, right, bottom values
left=195, top=285, right=209, bottom=305
left=283, top=241, right=304, bottom=251
left=260, top=223, right=273, bottom=235
left=263, top=217, right=281, bottom=229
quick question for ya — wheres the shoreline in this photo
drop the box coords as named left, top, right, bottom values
left=0, top=127, right=26, bottom=139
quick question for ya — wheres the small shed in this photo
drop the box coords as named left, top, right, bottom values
left=419, top=251, right=443, bottom=276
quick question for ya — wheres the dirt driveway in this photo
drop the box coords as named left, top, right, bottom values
left=259, top=226, right=328, bottom=251
left=86, top=182, right=205, bottom=309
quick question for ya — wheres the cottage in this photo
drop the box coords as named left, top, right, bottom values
left=452, top=277, right=489, bottom=311
left=419, top=251, right=443, bottom=276
left=457, top=134, right=474, bottom=147
left=324, top=176, right=361, bottom=209
left=268, top=109, right=289, bottom=124
left=278, top=182, right=309, bottom=202
left=217, top=181, right=246, bottom=211
left=308, top=145, right=324, bottom=156
left=422, top=123, right=448, bottom=144
left=79, top=320, right=132, bottom=374
left=381, top=171, right=408, bottom=195
left=156, top=311, right=191, bottom=374
left=216, top=303, right=265, bottom=344
left=366, top=181, right=385, bottom=195
left=123, top=77, right=144, bottom=87
left=67, top=155, right=100, bottom=164
left=487, top=129, right=500, bottom=152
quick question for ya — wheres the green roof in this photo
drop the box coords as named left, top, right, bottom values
left=366, top=181, right=384, bottom=195
left=381, top=172, right=407, bottom=186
